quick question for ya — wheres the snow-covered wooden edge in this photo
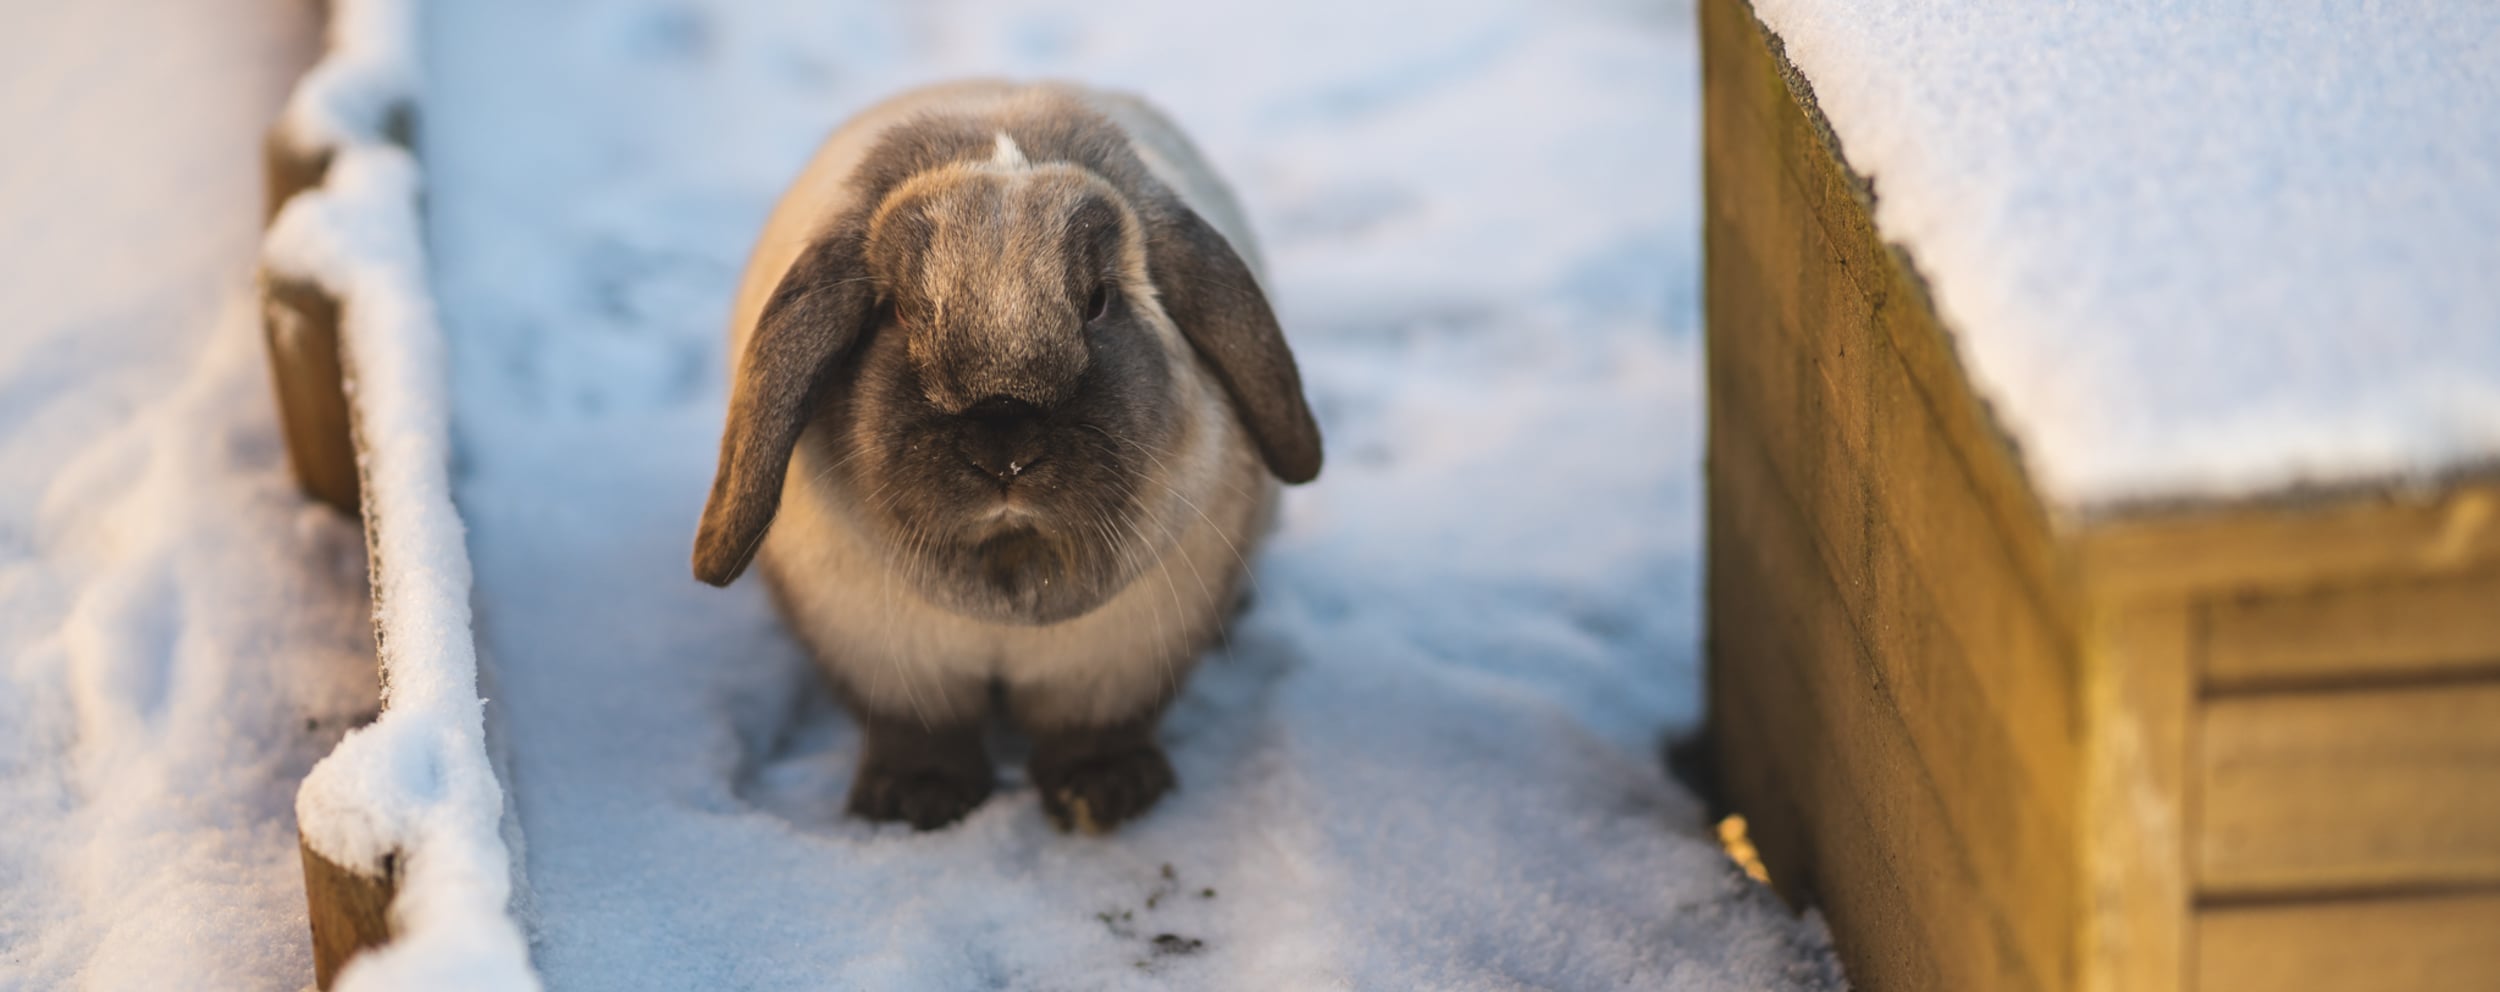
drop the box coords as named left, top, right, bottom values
left=258, top=1, right=538, bottom=988
left=1705, top=0, right=2500, bottom=988
left=1745, top=0, right=2500, bottom=518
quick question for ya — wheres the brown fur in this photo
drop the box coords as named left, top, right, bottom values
left=693, top=82, right=1319, bottom=831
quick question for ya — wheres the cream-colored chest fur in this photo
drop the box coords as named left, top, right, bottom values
left=738, top=81, right=1279, bottom=729
left=765, top=357, right=1270, bottom=728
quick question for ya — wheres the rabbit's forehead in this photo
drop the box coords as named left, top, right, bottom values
left=918, top=181, right=1074, bottom=312
left=875, top=166, right=1127, bottom=316
left=867, top=164, right=1148, bottom=412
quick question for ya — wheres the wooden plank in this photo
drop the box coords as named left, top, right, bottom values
left=1706, top=0, right=2081, bottom=820
left=2080, top=484, right=2500, bottom=599
left=2197, top=891, right=2500, bottom=992
left=1706, top=480, right=1846, bottom=914
left=1730, top=0, right=2075, bottom=617
left=1706, top=189, right=2078, bottom=988
left=300, top=839, right=395, bottom=989
left=2199, top=682, right=2500, bottom=896
left=1703, top=658, right=1817, bottom=910
left=259, top=92, right=360, bottom=518
left=1703, top=0, right=2082, bottom=985
left=2078, top=600, right=2196, bottom=992
left=260, top=274, right=361, bottom=515
left=263, top=128, right=334, bottom=227
left=2207, top=567, right=2500, bottom=692
left=1711, top=613, right=1949, bottom=992
left=1710, top=414, right=2015, bottom=991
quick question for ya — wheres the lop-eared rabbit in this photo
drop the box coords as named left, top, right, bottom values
left=693, top=81, right=1321, bottom=833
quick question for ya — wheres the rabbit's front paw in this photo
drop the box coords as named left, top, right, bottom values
left=847, top=755, right=993, bottom=830
left=1034, top=743, right=1174, bottom=834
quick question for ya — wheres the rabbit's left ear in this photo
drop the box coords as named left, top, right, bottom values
left=1140, top=196, right=1323, bottom=484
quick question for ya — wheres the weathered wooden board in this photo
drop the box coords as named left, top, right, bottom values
left=300, top=840, right=395, bottom=989
left=262, top=274, right=361, bottom=516
left=1711, top=419, right=2002, bottom=991
left=1708, top=0, right=2500, bottom=987
left=2197, top=891, right=2500, bottom=992
left=263, top=127, right=334, bottom=227
left=2080, top=485, right=2500, bottom=600
left=1702, top=0, right=2093, bottom=986
left=2199, top=682, right=2500, bottom=897
left=2206, top=567, right=2500, bottom=692
left=2078, top=600, right=2196, bottom=992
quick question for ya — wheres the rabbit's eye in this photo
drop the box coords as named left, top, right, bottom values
left=1085, top=285, right=1112, bottom=323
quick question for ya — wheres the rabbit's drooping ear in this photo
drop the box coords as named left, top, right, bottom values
left=693, top=231, right=875, bottom=586
left=1143, top=198, right=1323, bottom=484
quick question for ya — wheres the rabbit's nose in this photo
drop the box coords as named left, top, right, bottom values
left=959, top=395, right=1048, bottom=482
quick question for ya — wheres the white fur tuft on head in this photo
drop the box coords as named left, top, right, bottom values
left=990, top=132, right=1027, bottom=170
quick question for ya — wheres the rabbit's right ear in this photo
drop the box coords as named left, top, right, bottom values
left=693, top=230, right=874, bottom=586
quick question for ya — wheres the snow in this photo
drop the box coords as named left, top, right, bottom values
left=1749, top=0, right=2500, bottom=514
left=263, top=1, right=536, bottom=988
left=0, top=1, right=377, bottom=989
left=428, top=0, right=1841, bottom=988
left=275, top=0, right=418, bottom=154
left=267, top=152, right=537, bottom=992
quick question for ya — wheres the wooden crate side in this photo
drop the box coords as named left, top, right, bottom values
left=2073, top=467, right=2500, bottom=985
left=1710, top=416, right=2015, bottom=991
left=1704, top=0, right=2080, bottom=830
left=2196, top=891, right=2500, bottom=992
left=1704, top=0, right=2085, bottom=985
left=2206, top=566, right=2500, bottom=692
left=1723, top=0, right=2075, bottom=620
left=1702, top=0, right=2067, bottom=585
left=2197, top=681, right=2500, bottom=897
left=1702, top=627, right=1818, bottom=912
left=1704, top=170, right=2088, bottom=949
left=1709, top=0, right=2081, bottom=687
left=2078, top=484, right=2500, bottom=600
left=2076, top=599, right=2198, bottom=992
left=1704, top=185, right=2078, bottom=989
left=1708, top=486, right=1937, bottom=988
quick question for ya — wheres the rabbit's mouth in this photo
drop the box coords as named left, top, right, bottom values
left=973, top=500, right=1040, bottom=522
left=820, top=403, right=1166, bottom=626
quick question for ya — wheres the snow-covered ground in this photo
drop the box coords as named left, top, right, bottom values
left=426, top=0, right=1840, bottom=988
left=0, top=2, right=384, bottom=988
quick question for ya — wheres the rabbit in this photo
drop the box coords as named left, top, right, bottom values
left=692, top=81, right=1321, bottom=833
